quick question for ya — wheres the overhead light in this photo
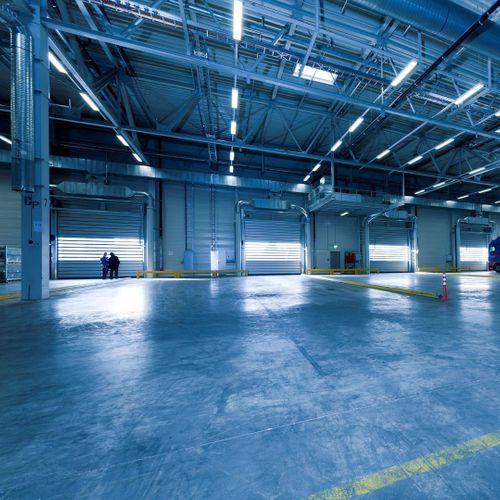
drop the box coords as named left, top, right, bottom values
left=293, top=63, right=338, bottom=85
left=233, top=0, right=243, bottom=41
left=132, top=152, right=142, bottom=163
left=414, top=189, right=426, bottom=195
left=496, top=129, right=500, bottom=133
left=408, top=155, right=423, bottom=165
left=432, top=181, right=446, bottom=188
left=0, top=135, right=12, bottom=145
left=229, top=164, right=234, bottom=174
left=231, top=88, right=239, bottom=109
left=229, top=150, right=235, bottom=162
left=116, top=134, right=129, bottom=147
left=312, top=162, right=321, bottom=172
left=469, top=167, right=486, bottom=175
left=376, top=149, right=391, bottom=160
left=230, top=120, right=237, bottom=135
left=495, top=200, right=500, bottom=204
left=435, top=138, right=454, bottom=150
left=454, top=83, right=484, bottom=105
left=340, top=211, right=349, bottom=217
left=330, top=140, right=342, bottom=152
left=48, top=51, right=67, bottom=74
left=348, top=117, right=364, bottom=133
left=478, top=187, right=493, bottom=194
left=457, top=194, right=469, bottom=200
left=79, top=92, right=99, bottom=112
left=319, top=177, right=326, bottom=185
left=495, top=110, right=500, bottom=117
left=303, top=174, right=310, bottom=182
left=390, top=59, right=418, bottom=87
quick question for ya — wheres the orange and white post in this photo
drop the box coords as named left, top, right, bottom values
left=442, top=272, right=448, bottom=301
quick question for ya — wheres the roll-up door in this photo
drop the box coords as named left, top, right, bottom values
left=57, top=209, right=145, bottom=278
left=243, top=212, right=303, bottom=275
left=369, top=219, right=412, bottom=273
left=459, top=224, right=490, bottom=270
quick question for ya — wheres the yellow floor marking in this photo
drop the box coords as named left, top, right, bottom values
left=336, top=279, right=440, bottom=299
left=0, top=292, right=21, bottom=301
left=448, top=273, right=500, bottom=279
left=309, top=431, right=500, bottom=499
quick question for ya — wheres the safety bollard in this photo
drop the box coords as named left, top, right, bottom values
left=442, top=272, right=448, bottom=301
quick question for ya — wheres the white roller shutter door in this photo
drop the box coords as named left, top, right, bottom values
left=459, top=224, right=489, bottom=270
left=57, top=209, right=145, bottom=278
left=369, top=219, right=412, bottom=273
left=243, top=213, right=303, bottom=275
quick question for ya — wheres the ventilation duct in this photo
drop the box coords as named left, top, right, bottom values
left=0, top=4, right=35, bottom=192
left=350, top=0, right=500, bottom=60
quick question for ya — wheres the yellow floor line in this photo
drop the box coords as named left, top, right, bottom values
left=309, top=431, right=500, bottom=500
left=336, top=279, right=440, bottom=299
left=0, top=292, right=21, bottom=301
left=448, top=273, right=500, bottom=279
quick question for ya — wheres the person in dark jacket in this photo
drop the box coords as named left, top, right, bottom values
left=108, top=252, right=120, bottom=279
left=100, top=252, right=109, bottom=279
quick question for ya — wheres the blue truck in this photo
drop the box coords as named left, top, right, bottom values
left=489, top=237, right=500, bottom=273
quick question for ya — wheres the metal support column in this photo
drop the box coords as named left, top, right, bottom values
left=21, top=0, right=50, bottom=299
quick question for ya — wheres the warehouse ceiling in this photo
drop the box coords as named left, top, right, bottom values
left=0, top=0, right=499, bottom=202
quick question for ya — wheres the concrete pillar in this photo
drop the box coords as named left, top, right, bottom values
left=21, top=0, right=49, bottom=299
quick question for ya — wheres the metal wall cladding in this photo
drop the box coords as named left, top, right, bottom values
left=243, top=211, right=303, bottom=275
left=369, top=219, right=412, bottom=273
left=416, top=206, right=451, bottom=267
left=0, top=168, right=21, bottom=246
left=459, top=223, right=490, bottom=269
left=56, top=208, right=145, bottom=278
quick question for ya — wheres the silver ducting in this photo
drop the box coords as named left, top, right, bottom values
left=0, top=4, right=35, bottom=192
left=350, top=0, right=500, bottom=60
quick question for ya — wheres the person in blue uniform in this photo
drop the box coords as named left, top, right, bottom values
left=100, top=252, right=109, bottom=279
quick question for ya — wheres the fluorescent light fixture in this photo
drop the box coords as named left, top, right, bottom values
left=0, top=135, right=12, bottom=145
left=229, top=164, right=234, bottom=174
left=408, top=155, right=423, bottom=165
left=457, top=194, right=469, bottom=200
left=469, top=167, right=486, bottom=175
left=478, top=187, right=493, bottom=194
left=432, top=181, right=446, bottom=188
left=495, top=110, right=500, bottom=117
left=376, top=149, right=391, bottom=160
left=435, top=138, right=454, bottom=150
left=495, top=200, right=500, bottom=204
left=233, top=0, right=243, bottom=41
left=48, top=52, right=67, bottom=74
left=496, top=129, right=500, bottom=134
left=79, top=92, right=99, bottom=112
left=116, top=134, right=129, bottom=147
left=454, top=82, right=484, bottom=105
left=303, top=174, right=310, bottom=182
left=414, top=189, right=426, bottom=195
left=132, top=152, right=142, bottom=163
left=229, top=150, right=235, bottom=162
left=390, top=59, right=418, bottom=87
left=231, top=88, right=239, bottom=109
left=319, top=177, right=326, bottom=185
left=230, top=120, right=237, bottom=135
left=340, top=211, right=349, bottom=217
left=293, top=63, right=338, bottom=85
left=312, top=162, right=321, bottom=172
left=348, top=117, right=364, bottom=133
left=330, top=140, right=342, bottom=152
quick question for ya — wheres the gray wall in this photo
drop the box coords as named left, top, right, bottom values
left=313, top=213, right=360, bottom=268
left=0, top=167, right=21, bottom=246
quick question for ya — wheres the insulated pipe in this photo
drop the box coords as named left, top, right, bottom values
left=235, top=200, right=251, bottom=271
left=350, top=0, right=500, bottom=60
left=0, top=4, right=35, bottom=191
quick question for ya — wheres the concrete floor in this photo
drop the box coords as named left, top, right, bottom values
left=0, top=274, right=499, bottom=498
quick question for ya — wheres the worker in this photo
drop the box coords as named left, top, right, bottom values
left=108, top=252, right=120, bottom=280
left=100, top=252, right=109, bottom=279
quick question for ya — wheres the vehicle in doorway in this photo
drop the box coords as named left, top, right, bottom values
left=488, top=237, right=500, bottom=273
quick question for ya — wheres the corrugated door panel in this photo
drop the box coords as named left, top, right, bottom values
left=163, top=182, right=186, bottom=269
left=369, top=220, right=410, bottom=272
left=460, top=225, right=489, bottom=269
left=244, top=217, right=302, bottom=275
left=57, top=210, right=144, bottom=278
left=0, top=169, right=21, bottom=246
left=193, top=187, right=211, bottom=269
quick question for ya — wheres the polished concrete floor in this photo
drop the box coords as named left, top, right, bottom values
left=0, top=274, right=499, bottom=498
